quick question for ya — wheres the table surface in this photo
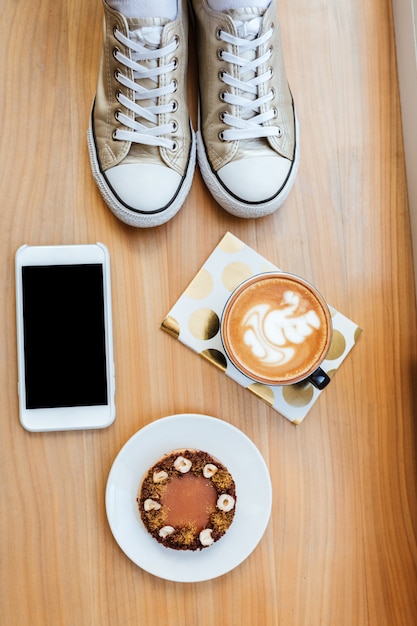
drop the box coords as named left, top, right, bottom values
left=2, top=1, right=417, bottom=624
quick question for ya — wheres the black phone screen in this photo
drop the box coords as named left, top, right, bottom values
left=21, top=264, right=108, bottom=409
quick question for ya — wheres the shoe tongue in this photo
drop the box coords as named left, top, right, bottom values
left=126, top=16, right=168, bottom=48
left=226, top=7, right=263, bottom=40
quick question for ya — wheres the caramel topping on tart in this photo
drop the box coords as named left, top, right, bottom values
left=138, top=449, right=236, bottom=551
left=160, top=472, right=217, bottom=530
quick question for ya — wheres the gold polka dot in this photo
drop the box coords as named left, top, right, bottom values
left=354, top=327, right=363, bottom=343
left=222, top=262, right=253, bottom=292
left=282, top=381, right=314, bottom=407
left=188, top=308, right=220, bottom=340
left=185, top=269, right=214, bottom=300
left=218, top=232, right=245, bottom=253
left=248, top=383, right=275, bottom=406
left=326, top=330, right=346, bottom=360
left=200, top=349, right=227, bottom=372
left=160, top=315, right=180, bottom=339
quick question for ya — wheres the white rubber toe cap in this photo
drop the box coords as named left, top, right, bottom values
left=105, top=163, right=182, bottom=213
left=217, top=156, right=292, bottom=203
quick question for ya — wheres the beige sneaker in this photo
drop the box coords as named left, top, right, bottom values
left=191, top=0, right=299, bottom=218
left=87, top=0, right=196, bottom=228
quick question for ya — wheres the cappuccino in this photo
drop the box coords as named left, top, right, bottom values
left=221, top=273, right=332, bottom=386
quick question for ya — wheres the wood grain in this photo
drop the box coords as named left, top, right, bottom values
left=1, top=0, right=417, bottom=624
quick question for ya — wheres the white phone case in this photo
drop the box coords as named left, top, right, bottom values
left=15, top=243, right=116, bottom=431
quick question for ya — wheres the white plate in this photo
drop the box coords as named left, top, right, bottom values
left=105, top=413, right=272, bottom=582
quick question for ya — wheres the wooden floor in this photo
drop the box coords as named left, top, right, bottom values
left=1, top=0, right=417, bottom=624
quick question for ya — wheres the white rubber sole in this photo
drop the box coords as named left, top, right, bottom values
left=196, top=115, right=300, bottom=219
left=87, top=121, right=196, bottom=228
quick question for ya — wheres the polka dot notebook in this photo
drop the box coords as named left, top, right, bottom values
left=161, top=232, right=362, bottom=425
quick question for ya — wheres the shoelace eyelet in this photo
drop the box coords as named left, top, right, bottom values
left=171, top=141, right=179, bottom=152
left=219, top=111, right=227, bottom=122
left=219, top=90, right=227, bottom=102
left=218, top=70, right=226, bottom=82
left=215, top=27, right=223, bottom=40
left=112, top=46, right=121, bottom=60
left=172, top=57, right=178, bottom=71
left=217, top=48, right=224, bottom=61
left=171, top=121, right=178, bottom=133
left=218, top=130, right=226, bottom=141
left=171, top=100, right=178, bottom=113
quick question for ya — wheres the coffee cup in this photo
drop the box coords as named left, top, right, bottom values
left=221, top=272, right=332, bottom=390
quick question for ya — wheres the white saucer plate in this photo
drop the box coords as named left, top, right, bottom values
left=105, top=413, right=272, bottom=582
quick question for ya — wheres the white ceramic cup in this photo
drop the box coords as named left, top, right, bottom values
left=221, top=272, right=332, bottom=389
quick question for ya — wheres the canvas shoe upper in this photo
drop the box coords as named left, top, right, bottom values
left=88, top=0, right=195, bottom=227
left=191, top=0, right=299, bottom=218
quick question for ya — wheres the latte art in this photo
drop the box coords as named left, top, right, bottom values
left=221, top=273, right=332, bottom=386
left=243, top=291, right=322, bottom=367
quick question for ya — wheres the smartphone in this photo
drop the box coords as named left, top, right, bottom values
left=15, top=243, right=116, bottom=431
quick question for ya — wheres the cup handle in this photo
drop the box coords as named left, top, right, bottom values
left=307, top=367, right=330, bottom=390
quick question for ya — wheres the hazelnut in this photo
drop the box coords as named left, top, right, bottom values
left=153, top=470, right=169, bottom=483
left=199, top=528, right=214, bottom=547
left=217, top=494, right=235, bottom=512
left=203, top=463, right=218, bottom=478
left=159, top=526, right=175, bottom=538
left=174, top=456, right=192, bottom=473
left=143, top=498, right=162, bottom=512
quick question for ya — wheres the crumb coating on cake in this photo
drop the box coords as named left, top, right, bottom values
left=138, top=449, right=236, bottom=551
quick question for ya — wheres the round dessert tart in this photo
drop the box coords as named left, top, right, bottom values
left=138, top=449, right=237, bottom=551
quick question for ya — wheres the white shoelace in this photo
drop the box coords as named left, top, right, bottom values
left=113, top=25, right=179, bottom=150
left=218, top=16, right=282, bottom=142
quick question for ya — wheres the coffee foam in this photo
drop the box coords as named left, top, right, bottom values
left=222, top=273, right=332, bottom=385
